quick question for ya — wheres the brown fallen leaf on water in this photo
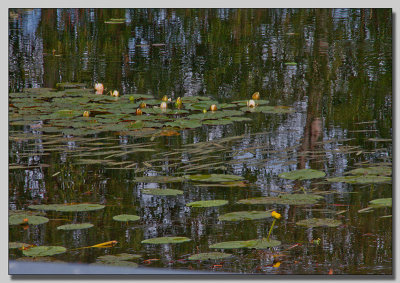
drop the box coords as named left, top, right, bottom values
left=160, top=130, right=180, bottom=136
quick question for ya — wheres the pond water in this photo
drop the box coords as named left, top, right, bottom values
left=8, top=8, right=392, bottom=275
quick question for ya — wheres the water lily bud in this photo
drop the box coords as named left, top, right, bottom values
left=176, top=97, right=182, bottom=104
left=162, top=95, right=168, bottom=102
left=83, top=111, right=90, bottom=117
left=139, top=102, right=147, bottom=108
left=94, top=83, right=104, bottom=91
left=129, top=96, right=135, bottom=102
left=160, top=101, right=168, bottom=109
left=203, top=109, right=207, bottom=113
left=247, top=99, right=256, bottom=107
left=94, top=83, right=104, bottom=94
left=135, top=108, right=142, bottom=115
left=111, top=90, right=119, bottom=97
left=210, top=104, right=217, bottom=111
left=252, top=91, right=260, bottom=100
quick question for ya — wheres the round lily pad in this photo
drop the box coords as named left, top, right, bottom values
left=296, top=218, right=342, bottom=228
left=369, top=198, right=392, bottom=208
left=238, top=194, right=323, bottom=205
left=142, top=189, right=184, bottom=196
left=188, top=252, right=232, bottom=260
left=112, top=214, right=141, bottom=222
left=184, top=174, right=243, bottom=183
left=278, top=169, right=326, bottom=180
left=326, top=175, right=391, bottom=184
left=133, top=176, right=184, bottom=183
left=57, top=223, right=94, bottom=230
left=141, top=236, right=191, bottom=244
left=9, top=214, right=49, bottom=225
left=218, top=211, right=272, bottom=221
left=29, top=203, right=105, bottom=212
left=345, top=166, right=391, bottom=176
left=210, top=238, right=280, bottom=249
left=97, top=253, right=142, bottom=262
left=186, top=200, right=228, bottom=208
left=22, top=246, right=67, bottom=257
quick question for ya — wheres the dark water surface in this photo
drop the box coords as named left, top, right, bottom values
left=8, top=8, right=392, bottom=275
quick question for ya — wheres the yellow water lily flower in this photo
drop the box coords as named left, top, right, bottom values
left=252, top=91, right=260, bottom=100
left=271, top=211, right=281, bottom=219
left=83, top=111, right=90, bottom=117
left=273, top=262, right=281, bottom=268
left=210, top=104, right=217, bottom=111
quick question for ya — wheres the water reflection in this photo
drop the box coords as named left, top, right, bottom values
left=8, top=8, right=392, bottom=275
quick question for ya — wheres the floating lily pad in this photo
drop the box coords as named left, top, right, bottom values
left=326, top=175, right=391, bottom=184
left=97, top=253, right=142, bottom=262
left=9, top=214, right=49, bottom=225
left=22, top=246, right=67, bottom=257
left=344, top=166, right=391, bottom=176
left=186, top=200, right=228, bottom=208
left=238, top=194, right=323, bottom=205
left=112, top=214, right=141, bottom=222
left=141, top=236, right=191, bottom=244
left=369, top=198, right=392, bottom=208
left=142, top=189, right=183, bottom=196
left=133, top=176, right=184, bottom=183
left=218, top=211, right=272, bottom=221
left=188, top=252, right=232, bottom=260
left=278, top=169, right=326, bottom=180
left=210, top=238, right=280, bottom=249
left=296, top=218, right=342, bottom=228
left=184, top=174, right=243, bottom=183
left=57, top=223, right=94, bottom=230
left=29, top=203, right=105, bottom=212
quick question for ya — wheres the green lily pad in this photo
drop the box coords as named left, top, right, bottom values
left=210, top=238, right=280, bottom=249
left=296, top=218, right=342, bottom=228
left=278, top=169, right=326, bottom=180
left=184, top=174, right=243, bottom=183
left=344, top=166, right=392, bottom=176
left=141, top=236, right=191, bottom=244
left=326, top=175, right=391, bottom=184
left=369, top=198, right=392, bottom=208
left=238, top=194, right=323, bottom=205
left=112, top=214, right=141, bottom=222
left=188, top=252, right=232, bottom=260
left=9, top=214, right=49, bottom=225
left=186, top=200, right=228, bottom=208
left=97, top=253, right=142, bottom=262
left=142, top=189, right=184, bottom=196
left=133, top=176, right=185, bottom=183
left=9, top=242, right=31, bottom=249
left=28, top=203, right=105, bottom=212
left=22, top=246, right=67, bottom=257
left=57, top=223, right=94, bottom=230
left=165, top=119, right=203, bottom=129
left=218, top=211, right=272, bottom=221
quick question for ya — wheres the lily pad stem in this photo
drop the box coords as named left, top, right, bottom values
left=266, top=219, right=276, bottom=242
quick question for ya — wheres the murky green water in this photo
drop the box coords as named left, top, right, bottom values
left=8, top=8, right=392, bottom=275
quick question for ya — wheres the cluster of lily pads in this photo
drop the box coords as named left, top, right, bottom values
left=9, top=85, right=295, bottom=137
left=8, top=85, right=392, bottom=265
